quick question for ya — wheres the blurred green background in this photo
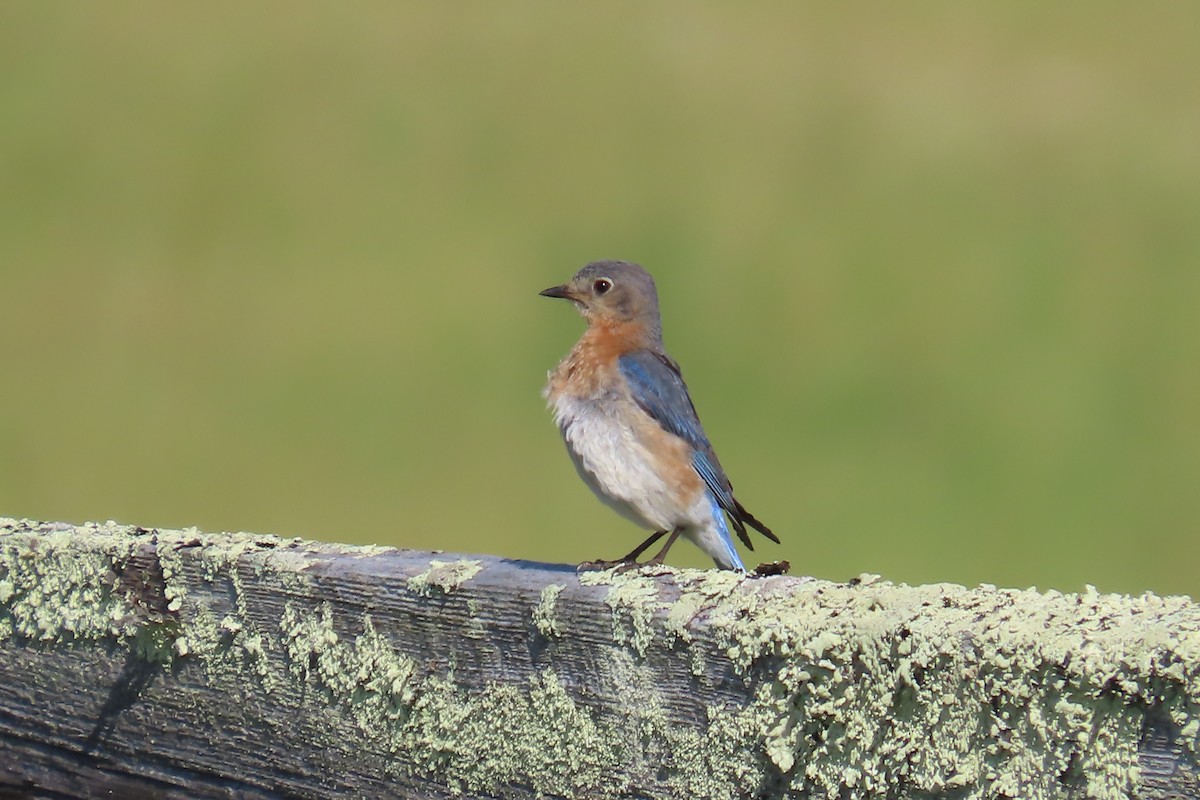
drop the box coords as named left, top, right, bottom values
left=2, top=4, right=1197, bottom=596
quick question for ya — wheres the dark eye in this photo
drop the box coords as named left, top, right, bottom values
left=593, top=278, right=612, bottom=295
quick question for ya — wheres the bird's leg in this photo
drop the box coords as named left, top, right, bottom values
left=621, top=529, right=670, bottom=562
left=577, top=530, right=668, bottom=572
left=642, top=528, right=683, bottom=566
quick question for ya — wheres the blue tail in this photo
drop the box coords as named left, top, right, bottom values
left=706, top=494, right=746, bottom=571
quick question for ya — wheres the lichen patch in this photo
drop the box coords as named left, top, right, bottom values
left=407, top=559, right=484, bottom=596
left=278, top=599, right=626, bottom=797
left=0, top=524, right=142, bottom=643
left=3, top=518, right=1197, bottom=799
left=533, top=583, right=566, bottom=638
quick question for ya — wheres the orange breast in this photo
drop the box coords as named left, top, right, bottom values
left=547, top=319, right=650, bottom=399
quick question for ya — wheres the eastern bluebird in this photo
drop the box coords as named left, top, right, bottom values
left=541, top=260, right=778, bottom=571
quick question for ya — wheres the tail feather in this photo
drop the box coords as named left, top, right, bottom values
left=735, top=499, right=779, bottom=544
left=702, top=495, right=747, bottom=571
left=730, top=515, right=753, bottom=550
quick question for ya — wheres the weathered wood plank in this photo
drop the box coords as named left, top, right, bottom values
left=0, top=518, right=1197, bottom=799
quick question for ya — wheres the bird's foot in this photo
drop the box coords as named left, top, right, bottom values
left=577, top=530, right=674, bottom=573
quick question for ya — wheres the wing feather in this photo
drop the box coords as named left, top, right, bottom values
left=618, top=350, right=776, bottom=548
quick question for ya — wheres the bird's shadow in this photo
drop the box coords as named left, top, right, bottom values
left=81, top=644, right=165, bottom=756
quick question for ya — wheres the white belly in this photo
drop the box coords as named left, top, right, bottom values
left=551, top=393, right=696, bottom=531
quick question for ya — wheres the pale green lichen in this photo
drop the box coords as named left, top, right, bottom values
left=533, top=583, right=565, bottom=638
left=0, top=522, right=143, bottom=643
left=156, top=532, right=191, bottom=612
left=4, top=517, right=1198, bottom=799
left=577, top=568, right=1200, bottom=799
left=408, top=559, right=483, bottom=596
left=0, top=518, right=318, bottom=691
left=664, top=568, right=747, bottom=643
left=280, top=602, right=419, bottom=732
left=279, top=598, right=626, bottom=797
left=580, top=568, right=666, bottom=657
left=145, top=528, right=317, bottom=694
left=407, top=669, right=624, bottom=797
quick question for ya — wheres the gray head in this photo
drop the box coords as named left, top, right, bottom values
left=539, top=261, right=662, bottom=337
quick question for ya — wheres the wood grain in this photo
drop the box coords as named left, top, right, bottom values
left=1, top=518, right=1197, bottom=799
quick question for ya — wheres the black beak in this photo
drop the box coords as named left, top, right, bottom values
left=539, top=284, right=574, bottom=300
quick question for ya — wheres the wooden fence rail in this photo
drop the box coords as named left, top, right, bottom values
left=0, top=518, right=1197, bottom=799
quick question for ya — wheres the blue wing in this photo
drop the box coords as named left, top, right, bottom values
left=618, top=349, right=761, bottom=550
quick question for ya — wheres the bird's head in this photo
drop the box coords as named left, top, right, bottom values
left=540, top=260, right=662, bottom=334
